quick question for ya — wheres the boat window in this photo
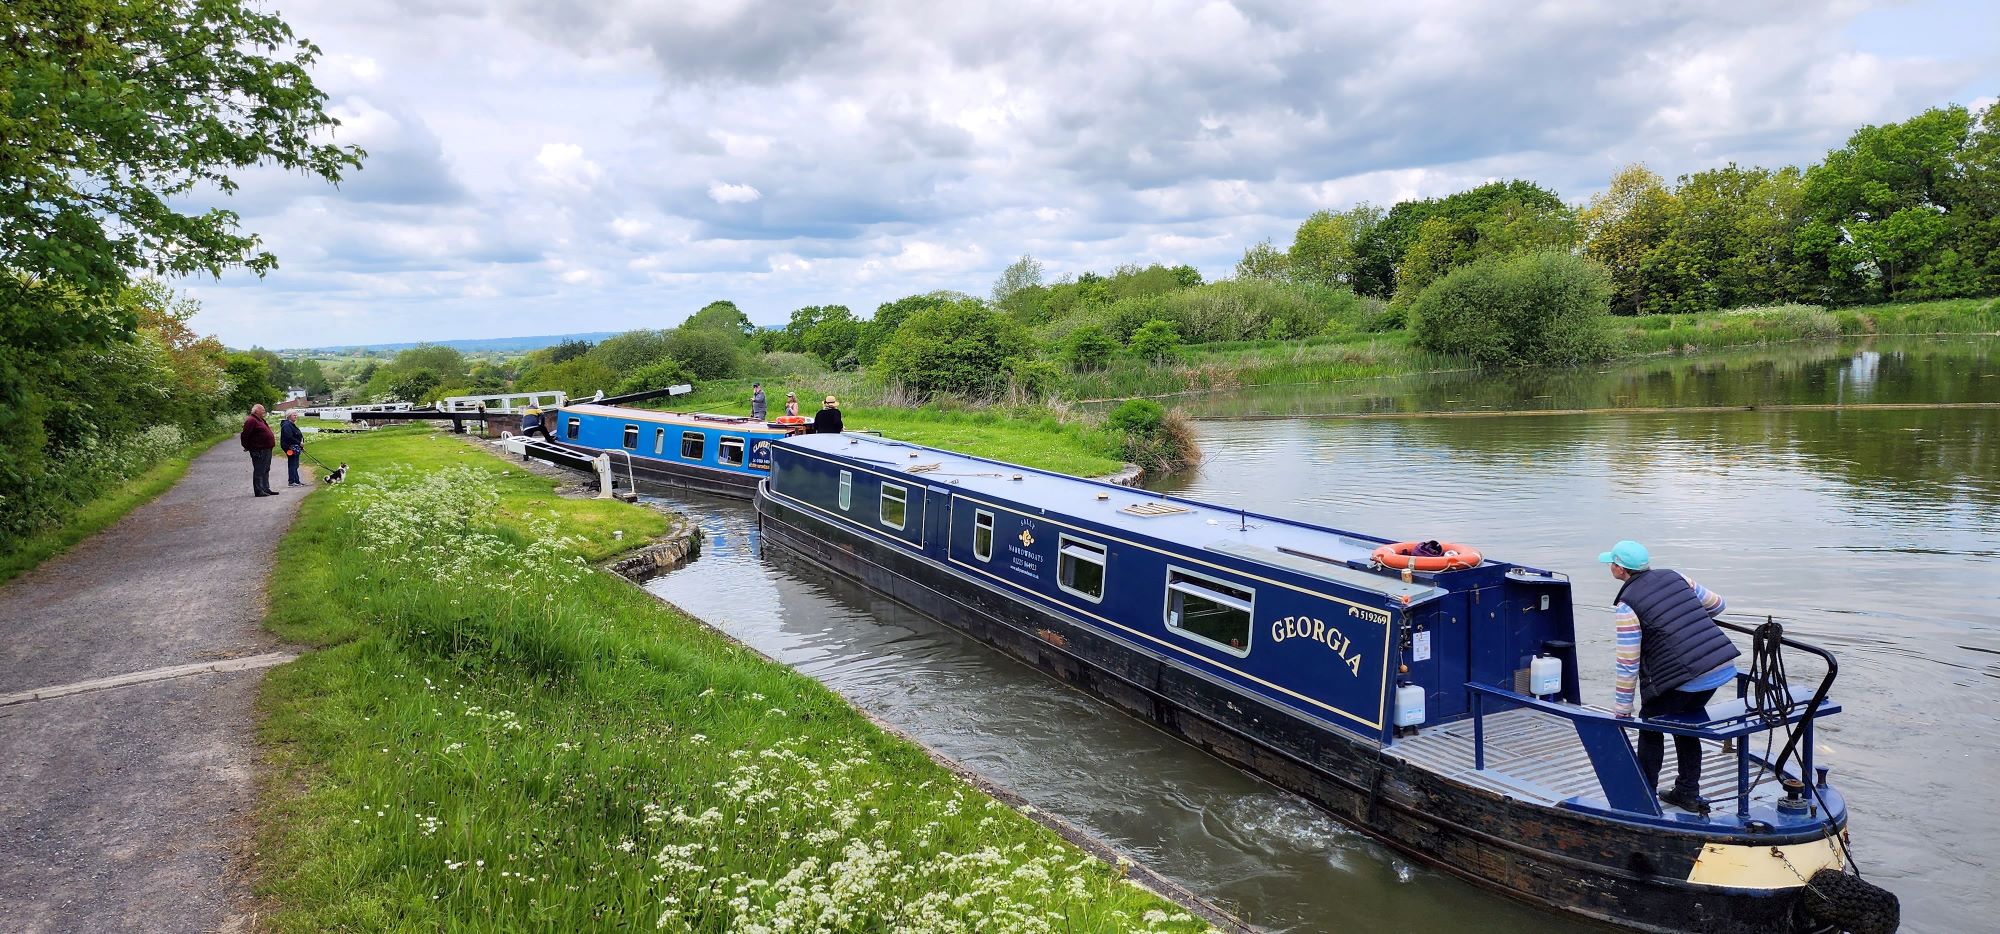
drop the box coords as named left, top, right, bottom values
left=653, top=428, right=665, bottom=455
left=1058, top=535, right=1106, bottom=602
left=839, top=470, right=852, bottom=511
left=681, top=431, right=704, bottom=461
left=881, top=484, right=906, bottom=530
left=566, top=417, right=579, bottom=440
left=718, top=436, right=746, bottom=467
left=622, top=425, right=639, bottom=450
left=972, top=510, right=994, bottom=561
left=1165, top=569, right=1254, bottom=656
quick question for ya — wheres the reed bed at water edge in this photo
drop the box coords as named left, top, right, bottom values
left=256, top=429, right=1207, bottom=932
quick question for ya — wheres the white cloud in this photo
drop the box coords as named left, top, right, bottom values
left=179, top=0, right=1997, bottom=348
left=707, top=181, right=763, bottom=204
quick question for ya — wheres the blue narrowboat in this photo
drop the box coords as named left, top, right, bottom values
left=546, top=402, right=803, bottom=499
left=754, top=432, right=1898, bottom=934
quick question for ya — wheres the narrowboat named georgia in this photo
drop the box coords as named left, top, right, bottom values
left=544, top=402, right=806, bottom=499
left=753, top=432, right=1900, bottom=934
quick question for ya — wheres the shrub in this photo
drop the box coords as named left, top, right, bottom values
left=1006, top=358, right=1064, bottom=399
left=1106, top=398, right=1164, bottom=434
left=1062, top=326, right=1119, bottom=371
left=663, top=328, right=742, bottom=380
left=1410, top=250, right=1614, bottom=367
left=1127, top=320, right=1185, bottom=362
left=611, top=358, right=694, bottom=396
left=875, top=300, right=1033, bottom=398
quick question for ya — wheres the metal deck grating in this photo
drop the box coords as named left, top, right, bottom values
left=1120, top=501, right=1193, bottom=516
left=1386, top=707, right=1781, bottom=809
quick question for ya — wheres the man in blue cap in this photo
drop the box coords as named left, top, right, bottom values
left=1602, top=539, right=1740, bottom=814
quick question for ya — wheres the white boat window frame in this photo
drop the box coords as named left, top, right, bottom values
left=972, top=509, right=995, bottom=562
left=1056, top=534, right=1107, bottom=603
left=718, top=436, right=746, bottom=468
left=880, top=483, right=907, bottom=531
left=622, top=424, right=639, bottom=450
left=838, top=470, right=852, bottom=511
left=565, top=417, right=580, bottom=440
left=1163, top=566, right=1255, bottom=658
left=653, top=427, right=665, bottom=455
left=680, top=431, right=705, bottom=462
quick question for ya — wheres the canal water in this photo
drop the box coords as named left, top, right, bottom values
left=644, top=336, right=1997, bottom=934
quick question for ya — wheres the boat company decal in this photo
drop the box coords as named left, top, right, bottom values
left=1270, top=615, right=1367, bottom=676
left=1008, top=519, right=1044, bottom=579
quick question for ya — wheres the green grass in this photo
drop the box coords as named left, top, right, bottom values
left=1611, top=297, right=2000, bottom=355
left=843, top=407, right=1128, bottom=477
left=255, top=428, right=1202, bottom=932
left=1066, top=332, right=1464, bottom=400
left=0, top=431, right=229, bottom=588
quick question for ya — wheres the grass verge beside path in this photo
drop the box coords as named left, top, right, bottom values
left=257, top=428, right=1204, bottom=932
left=0, top=430, right=230, bottom=588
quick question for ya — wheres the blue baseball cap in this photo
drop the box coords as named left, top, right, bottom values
left=1598, top=540, right=1650, bottom=570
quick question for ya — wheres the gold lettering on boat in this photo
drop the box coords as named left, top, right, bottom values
left=1270, top=615, right=1365, bottom=676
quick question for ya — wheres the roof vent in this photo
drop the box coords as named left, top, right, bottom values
left=908, top=463, right=940, bottom=473
left=1120, top=501, right=1192, bottom=517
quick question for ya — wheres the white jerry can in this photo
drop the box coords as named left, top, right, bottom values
left=1530, top=654, right=1563, bottom=696
left=1394, top=683, right=1426, bottom=728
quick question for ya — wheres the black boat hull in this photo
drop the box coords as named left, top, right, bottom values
left=754, top=484, right=1836, bottom=934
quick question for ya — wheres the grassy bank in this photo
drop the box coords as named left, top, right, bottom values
left=1615, top=297, right=2000, bottom=355
left=256, top=428, right=1203, bottom=931
left=0, top=429, right=231, bottom=588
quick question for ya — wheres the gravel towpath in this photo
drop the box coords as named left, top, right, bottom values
left=0, top=440, right=310, bottom=933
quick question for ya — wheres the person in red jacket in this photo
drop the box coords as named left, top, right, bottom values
left=240, top=404, right=278, bottom=497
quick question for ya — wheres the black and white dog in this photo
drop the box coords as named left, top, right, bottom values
left=323, top=463, right=348, bottom=484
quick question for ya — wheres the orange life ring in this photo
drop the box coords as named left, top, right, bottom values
left=774, top=415, right=808, bottom=425
left=1371, top=541, right=1483, bottom=572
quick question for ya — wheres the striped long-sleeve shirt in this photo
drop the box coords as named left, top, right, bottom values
left=1613, top=573, right=1726, bottom=716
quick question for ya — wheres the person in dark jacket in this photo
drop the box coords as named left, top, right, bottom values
left=241, top=404, right=278, bottom=497
left=811, top=395, right=844, bottom=434
left=279, top=411, right=306, bottom=486
left=1601, top=540, right=1740, bottom=813
left=750, top=383, right=767, bottom=420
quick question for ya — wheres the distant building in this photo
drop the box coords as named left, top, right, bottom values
left=285, top=386, right=308, bottom=402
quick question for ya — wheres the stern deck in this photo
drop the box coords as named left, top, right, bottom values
left=1386, top=707, right=1783, bottom=813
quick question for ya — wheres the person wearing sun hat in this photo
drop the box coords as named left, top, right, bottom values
left=810, top=394, right=844, bottom=434
left=1601, top=539, right=1741, bottom=814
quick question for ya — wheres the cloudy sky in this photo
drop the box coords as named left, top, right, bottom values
left=187, top=0, right=1999, bottom=349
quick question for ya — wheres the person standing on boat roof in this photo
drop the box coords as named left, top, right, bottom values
left=751, top=382, right=767, bottom=420
left=1602, top=540, right=1741, bottom=814
left=811, top=395, right=844, bottom=434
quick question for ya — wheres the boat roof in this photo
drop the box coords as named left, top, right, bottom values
left=562, top=402, right=785, bottom=433
left=782, top=432, right=1460, bottom=604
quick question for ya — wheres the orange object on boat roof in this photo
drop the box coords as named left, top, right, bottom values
left=1371, top=540, right=1483, bottom=572
left=773, top=415, right=808, bottom=425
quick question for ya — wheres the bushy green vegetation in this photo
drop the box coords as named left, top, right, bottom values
left=875, top=300, right=1032, bottom=398
left=257, top=430, right=1201, bottom=931
left=1411, top=251, right=1615, bottom=367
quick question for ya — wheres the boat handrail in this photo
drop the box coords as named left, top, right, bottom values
left=1465, top=682, right=1841, bottom=820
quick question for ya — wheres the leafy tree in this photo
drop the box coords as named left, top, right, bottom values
left=1171, top=264, right=1203, bottom=287
left=548, top=339, right=595, bottom=363
left=1582, top=165, right=1678, bottom=314
left=801, top=316, right=861, bottom=369
left=0, top=0, right=362, bottom=417
left=1061, top=326, right=1119, bottom=371
left=875, top=300, right=1032, bottom=398
left=682, top=300, right=756, bottom=340
left=1126, top=319, right=1185, bottom=362
left=992, top=254, right=1044, bottom=305
left=1234, top=239, right=1290, bottom=281
left=663, top=328, right=741, bottom=380
left=390, top=369, right=443, bottom=405
left=1368, top=181, right=1573, bottom=300
left=857, top=291, right=961, bottom=365
left=224, top=353, right=280, bottom=413
left=292, top=358, right=332, bottom=396
left=1799, top=101, right=2000, bottom=301
left=593, top=330, right=675, bottom=372
left=1410, top=251, right=1614, bottom=367
left=1287, top=204, right=1384, bottom=290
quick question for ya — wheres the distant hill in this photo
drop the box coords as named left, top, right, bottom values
left=287, top=331, right=621, bottom=355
